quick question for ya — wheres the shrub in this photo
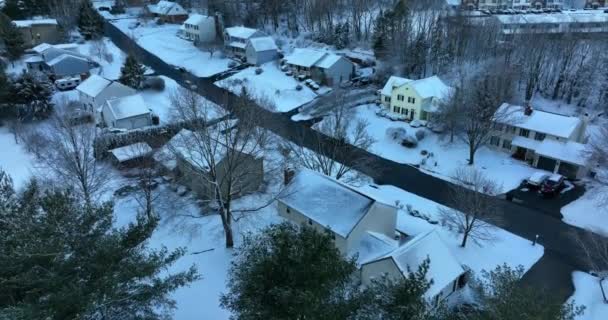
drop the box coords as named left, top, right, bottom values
left=386, top=127, right=407, bottom=141
left=295, top=84, right=303, bottom=91
left=415, top=129, right=425, bottom=141
left=255, top=68, right=263, bottom=75
left=401, top=134, right=418, bottom=148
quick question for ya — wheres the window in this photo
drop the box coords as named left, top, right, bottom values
left=410, top=109, right=415, bottom=118
left=397, top=94, right=404, bottom=101
left=393, top=106, right=401, bottom=114
left=308, top=219, right=313, bottom=225
left=407, top=96, right=416, bottom=104
left=507, top=126, right=516, bottom=134
left=534, top=132, right=546, bottom=141
left=490, top=136, right=500, bottom=146
left=384, top=96, right=391, bottom=103
left=519, top=129, right=530, bottom=138
left=401, top=108, right=406, bottom=115
left=286, top=208, right=291, bottom=214
left=502, top=139, right=512, bottom=150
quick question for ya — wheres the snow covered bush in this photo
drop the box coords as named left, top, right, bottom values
left=296, top=84, right=303, bottom=91
left=415, top=129, right=425, bottom=141
left=386, top=127, right=407, bottom=141
left=255, top=68, right=263, bottom=75
left=401, top=133, right=418, bottom=148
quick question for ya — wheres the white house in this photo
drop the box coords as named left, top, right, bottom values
left=361, top=229, right=466, bottom=306
left=102, top=94, right=152, bottom=130
left=223, top=26, right=266, bottom=58
left=76, top=75, right=136, bottom=111
left=284, top=48, right=354, bottom=86
left=278, top=169, right=467, bottom=304
left=183, top=14, right=216, bottom=43
left=379, top=75, right=452, bottom=122
left=245, top=36, right=278, bottom=65
left=491, top=103, right=589, bottom=179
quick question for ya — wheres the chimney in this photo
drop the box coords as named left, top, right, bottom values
left=284, top=168, right=295, bottom=185
left=524, top=104, right=533, bottom=116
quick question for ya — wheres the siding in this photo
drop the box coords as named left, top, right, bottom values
left=360, top=257, right=402, bottom=286
left=345, top=202, right=397, bottom=253
left=322, top=57, right=353, bottom=86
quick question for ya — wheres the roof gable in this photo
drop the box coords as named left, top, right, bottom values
left=148, top=0, right=187, bottom=15
left=184, top=14, right=214, bottom=26
left=380, top=76, right=413, bottom=96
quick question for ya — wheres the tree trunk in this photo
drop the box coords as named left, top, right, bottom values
left=468, top=145, right=475, bottom=165
left=461, top=231, right=469, bottom=248
left=224, top=223, right=234, bottom=248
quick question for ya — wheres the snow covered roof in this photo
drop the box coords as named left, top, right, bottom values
left=511, top=136, right=541, bottom=151
left=368, top=229, right=465, bottom=298
left=496, top=10, right=608, bottom=25
left=24, top=55, right=43, bottom=63
left=32, top=43, right=78, bottom=54
left=106, top=94, right=150, bottom=120
left=280, top=169, right=385, bottom=237
left=535, top=140, right=589, bottom=166
left=225, top=26, right=260, bottom=39
left=47, top=54, right=88, bottom=66
left=315, top=54, right=343, bottom=69
left=110, top=142, right=152, bottom=163
left=351, top=231, right=398, bottom=265
left=409, top=76, right=452, bottom=100
left=247, top=36, right=277, bottom=52
left=184, top=14, right=214, bottom=26
left=12, top=19, right=58, bottom=27
left=76, top=75, right=112, bottom=97
left=147, top=0, right=187, bottom=16
left=285, top=48, right=328, bottom=68
left=380, top=76, right=413, bottom=96
left=496, top=103, right=582, bottom=139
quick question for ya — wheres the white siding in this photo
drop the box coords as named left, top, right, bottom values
left=345, top=202, right=396, bottom=253
left=361, top=258, right=402, bottom=286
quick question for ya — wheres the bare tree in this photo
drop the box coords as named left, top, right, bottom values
left=282, top=90, right=375, bottom=182
left=439, top=168, right=502, bottom=248
left=572, top=229, right=608, bottom=303
left=455, top=62, right=516, bottom=165
left=24, top=103, right=111, bottom=205
left=169, top=87, right=281, bottom=248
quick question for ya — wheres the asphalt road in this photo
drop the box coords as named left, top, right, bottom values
left=103, top=21, right=599, bottom=301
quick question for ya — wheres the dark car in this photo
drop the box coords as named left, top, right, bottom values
left=540, top=174, right=565, bottom=197
left=98, top=6, right=110, bottom=11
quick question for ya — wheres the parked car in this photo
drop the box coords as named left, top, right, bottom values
left=55, top=77, right=81, bottom=91
left=98, top=6, right=110, bottom=11
left=540, top=174, right=565, bottom=197
left=526, top=171, right=551, bottom=189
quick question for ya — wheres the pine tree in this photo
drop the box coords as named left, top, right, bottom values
left=334, top=22, right=350, bottom=50
left=468, top=264, right=584, bottom=320
left=0, top=173, right=199, bottom=320
left=372, top=11, right=388, bottom=59
left=1, top=0, right=26, bottom=19
left=0, top=67, right=10, bottom=105
left=0, top=12, right=25, bottom=62
left=12, top=72, right=54, bottom=120
left=119, top=54, right=146, bottom=88
left=221, top=223, right=360, bottom=319
left=78, top=0, right=104, bottom=40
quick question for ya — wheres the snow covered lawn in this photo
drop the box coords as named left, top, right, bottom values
left=214, top=63, right=319, bottom=112
left=112, top=19, right=232, bottom=78
left=0, top=127, right=36, bottom=189
left=358, top=184, right=545, bottom=276
left=561, top=182, right=608, bottom=236
left=568, top=271, right=608, bottom=320
left=334, top=104, right=539, bottom=193
left=76, top=37, right=127, bottom=80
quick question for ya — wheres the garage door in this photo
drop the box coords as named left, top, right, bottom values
left=537, top=156, right=557, bottom=172
left=558, top=162, right=578, bottom=179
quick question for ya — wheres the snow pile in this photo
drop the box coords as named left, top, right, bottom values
left=561, top=183, right=608, bottom=236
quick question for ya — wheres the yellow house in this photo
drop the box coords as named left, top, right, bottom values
left=380, top=75, right=452, bottom=122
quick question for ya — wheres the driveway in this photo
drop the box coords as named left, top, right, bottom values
left=507, top=182, right=586, bottom=220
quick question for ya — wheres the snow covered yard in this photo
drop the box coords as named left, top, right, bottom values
left=111, top=19, right=232, bottom=78
left=76, top=37, right=127, bottom=80
left=332, top=104, right=539, bottom=193
left=0, top=127, right=36, bottom=189
left=358, top=184, right=545, bottom=276
left=561, top=182, right=608, bottom=236
left=214, top=63, right=320, bottom=113
left=568, top=271, right=608, bottom=320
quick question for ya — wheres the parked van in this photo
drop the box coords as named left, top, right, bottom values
left=55, top=77, right=82, bottom=91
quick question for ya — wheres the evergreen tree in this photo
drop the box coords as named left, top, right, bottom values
left=220, top=223, right=360, bottom=319
left=355, top=259, right=433, bottom=320
left=0, top=67, right=10, bottom=105
left=334, top=22, right=350, bottom=50
left=78, top=0, right=104, bottom=40
left=0, top=172, right=199, bottom=320
left=1, top=0, right=25, bottom=19
left=468, top=264, right=584, bottom=320
left=0, top=12, right=25, bottom=62
left=12, top=72, right=54, bottom=120
left=119, top=54, right=146, bottom=89
left=372, top=11, right=388, bottom=58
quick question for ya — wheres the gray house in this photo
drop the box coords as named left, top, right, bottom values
left=245, top=36, right=278, bottom=65
left=25, top=43, right=97, bottom=78
left=223, top=26, right=266, bottom=59
left=155, top=127, right=264, bottom=200
left=285, top=48, right=354, bottom=86
left=102, top=94, right=152, bottom=130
